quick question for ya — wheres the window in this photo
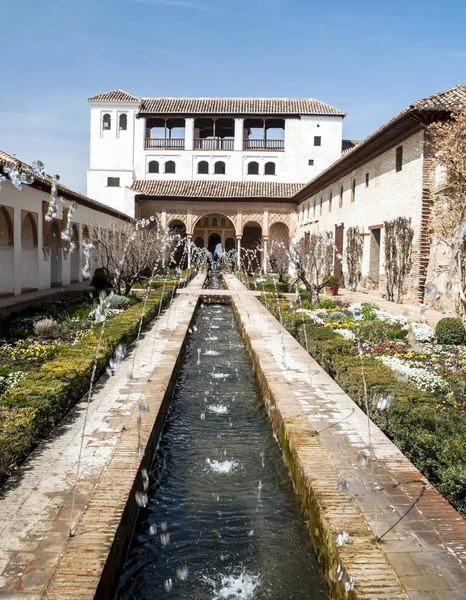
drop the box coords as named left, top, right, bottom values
left=102, top=113, right=111, bottom=130
left=198, top=161, right=209, bottom=174
left=329, top=191, right=333, bottom=213
left=119, top=114, right=127, bottom=130
left=313, top=199, right=316, bottom=218
left=314, top=136, right=321, bottom=146
left=396, top=146, right=403, bottom=172
left=148, top=160, right=159, bottom=173
left=365, top=172, right=370, bottom=187
left=203, top=217, right=209, bottom=226
left=165, top=160, right=176, bottom=174
left=351, top=177, right=356, bottom=202
left=247, top=161, right=259, bottom=175
left=264, top=162, right=276, bottom=175
left=107, top=177, right=120, bottom=187
left=221, top=218, right=226, bottom=226
left=212, top=217, right=218, bottom=226
left=339, top=184, right=343, bottom=208
left=308, top=159, right=314, bottom=166
left=319, top=196, right=323, bottom=215
left=214, top=161, right=226, bottom=175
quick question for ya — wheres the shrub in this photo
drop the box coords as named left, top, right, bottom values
left=91, top=267, right=112, bottom=291
left=435, top=318, right=466, bottom=345
left=317, top=298, right=339, bottom=310
left=105, top=294, right=131, bottom=310
left=33, top=318, right=59, bottom=338
left=0, top=286, right=175, bottom=480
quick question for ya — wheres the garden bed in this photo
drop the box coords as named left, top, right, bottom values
left=260, top=293, right=466, bottom=516
left=0, top=284, right=177, bottom=481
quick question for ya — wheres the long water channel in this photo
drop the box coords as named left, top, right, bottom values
left=116, top=286, right=328, bottom=599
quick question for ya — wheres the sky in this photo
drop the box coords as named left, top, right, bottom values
left=1, top=0, right=466, bottom=194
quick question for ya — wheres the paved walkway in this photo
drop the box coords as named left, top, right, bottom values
left=0, top=275, right=204, bottom=599
left=226, top=274, right=466, bottom=600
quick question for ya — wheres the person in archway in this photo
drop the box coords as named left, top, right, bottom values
left=212, top=251, right=219, bottom=272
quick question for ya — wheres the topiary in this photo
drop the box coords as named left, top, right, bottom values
left=435, top=317, right=466, bottom=345
left=104, top=294, right=131, bottom=310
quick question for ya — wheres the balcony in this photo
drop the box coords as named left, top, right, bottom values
left=194, top=137, right=234, bottom=151
left=243, top=139, right=285, bottom=151
left=145, top=138, right=185, bottom=150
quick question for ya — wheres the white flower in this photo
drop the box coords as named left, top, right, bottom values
left=374, top=310, right=408, bottom=326
left=296, top=309, right=325, bottom=325
left=335, top=328, right=356, bottom=341
left=377, top=356, right=449, bottom=394
left=411, top=322, right=435, bottom=343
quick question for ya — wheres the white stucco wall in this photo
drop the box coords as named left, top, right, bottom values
left=296, top=130, right=425, bottom=295
left=0, top=179, right=128, bottom=297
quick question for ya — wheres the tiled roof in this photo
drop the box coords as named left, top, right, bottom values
left=0, top=151, right=131, bottom=220
left=87, top=90, right=345, bottom=116
left=342, top=139, right=360, bottom=153
left=131, top=179, right=303, bottom=199
left=88, top=89, right=141, bottom=103
left=138, top=97, right=345, bottom=116
left=293, top=83, right=466, bottom=203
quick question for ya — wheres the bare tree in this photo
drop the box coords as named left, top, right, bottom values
left=345, top=226, right=364, bottom=291
left=91, top=219, right=172, bottom=295
left=428, top=107, right=466, bottom=315
left=384, top=217, right=414, bottom=303
left=268, top=225, right=290, bottom=281
left=289, top=231, right=334, bottom=305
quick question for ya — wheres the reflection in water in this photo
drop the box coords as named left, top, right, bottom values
left=115, top=300, right=328, bottom=599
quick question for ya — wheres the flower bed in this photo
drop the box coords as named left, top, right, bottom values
left=260, top=293, right=466, bottom=516
left=0, top=285, right=176, bottom=480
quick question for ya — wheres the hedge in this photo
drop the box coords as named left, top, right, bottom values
left=260, top=299, right=466, bottom=516
left=0, top=285, right=176, bottom=480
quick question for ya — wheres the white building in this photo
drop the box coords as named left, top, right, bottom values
left=87, top=90, right=346, bottom=216
left=0, top=150, right=130, bottom=298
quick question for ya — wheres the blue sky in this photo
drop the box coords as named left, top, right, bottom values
left=1, top=0, right=465, bottom=194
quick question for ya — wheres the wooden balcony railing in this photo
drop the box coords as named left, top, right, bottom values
left=194, top=138, right=234, bottom=151
left=145, top=138, right=185, bottom=150
left=243, top=139, right=285, bottom=151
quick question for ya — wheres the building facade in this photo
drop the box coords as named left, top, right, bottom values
left=0, top=151, right=130, bottom=298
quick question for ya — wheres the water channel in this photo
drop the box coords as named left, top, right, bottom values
left=115, top=282, right=328, bottom=599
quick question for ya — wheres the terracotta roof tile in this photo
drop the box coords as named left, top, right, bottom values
left=131, top=179, right=303, bottom=199
left=88, top=89, right=141, bottom=103
left=411, top=83, right=466, bottom=111
left=342, top=139, right=360, bottom=153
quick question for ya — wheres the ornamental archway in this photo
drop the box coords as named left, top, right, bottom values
left=192, top=213, right=235, bottom=257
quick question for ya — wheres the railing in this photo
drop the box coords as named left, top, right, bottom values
left=145, top=138, right=185, bottom=150
left=194, top=138, right=234, bottom=151
left=243, top=139, right=285, bottom=151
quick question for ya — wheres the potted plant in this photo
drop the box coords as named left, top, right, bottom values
left=323, top=275, right=340, bottom=296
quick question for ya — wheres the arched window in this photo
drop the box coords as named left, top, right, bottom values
left=102, top=113, right=111, bottom=130
left=203, top=217, right=209, bottom=226
left=119, top=114, right=127, bottom=130
left=148, top=160, right=159, bottom=173
left=0, top=207, right=13, bottom=247
left=264, top=162, right=276, bottom=175
left=165, top=160, right=176, bottom=174
left=221, top=218, right=226, bottom=226
left=247, top=161, right=259, bottom=175
left=214, top=161, right=226, bottom=175
left=198, top=161, right=209, bottom=174
left=21, top=212, right=38, bottom=248
left=212, top=217, right=218, bottom=226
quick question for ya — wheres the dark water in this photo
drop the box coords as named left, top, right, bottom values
left=115, top=301, right=328, bottom=600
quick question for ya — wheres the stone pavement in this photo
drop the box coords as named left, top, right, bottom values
left=226, top=274, right=466, bottom=600
left=0, top=274, right=204, bottom=599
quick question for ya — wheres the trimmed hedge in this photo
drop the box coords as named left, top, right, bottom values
left=0, top=285, right=175, bottom=480
left=261, top=300, right=466, bottom=516
left=435, top=317, right=466, bottom=345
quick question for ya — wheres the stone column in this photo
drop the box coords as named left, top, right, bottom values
left=262, top=236, right=268, bottom=273
left=236, top=236, right=242, bottom=268
left=234, top=118, right=244, bottom=151
left=185, top=118, right=195, bottom=151
left=13, top=207, right=21, bottom=295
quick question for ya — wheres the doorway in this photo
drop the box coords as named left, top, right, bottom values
left=51, top=223, right=62, bottom=286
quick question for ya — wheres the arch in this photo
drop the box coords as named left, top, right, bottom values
left=119, top=113, right=127, bottom=130
left=220, top=217, right=226, bottom=227
left=247, top=161, right=259, bottom=175
left=21, top=212, right=38, bottom=248
left=225, top=237, right=235, bottom=252
left=168, top=220, right=187, bottom=268
left=197, top=161, right=209, bottom=174
left=264, top=161, right=276, bottom=175
left=0, top=207, right=13, bottom=247
left=102, top=113, right=111, bottom=130
left=165, top=160, right=176, bottom=174
left=192, top=212, right=235, bottom=233
left=148, top=160, right=159, bottom=174
left=241, top=221, right=262, bottom=270
left=268, top=222, right=289, bottom=275
left=203, top=217, right=210, bottom=226
left=214, top=161, right=226, bottom=175
left=194, top=236, right=204, bottom=248
left=70, top=224, right=80, bottom=282
left=212, top=217, right=218, bottom=226
left=208, top=232, right=222, bottom=255
left=50, top=222, right=62, bottom=286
